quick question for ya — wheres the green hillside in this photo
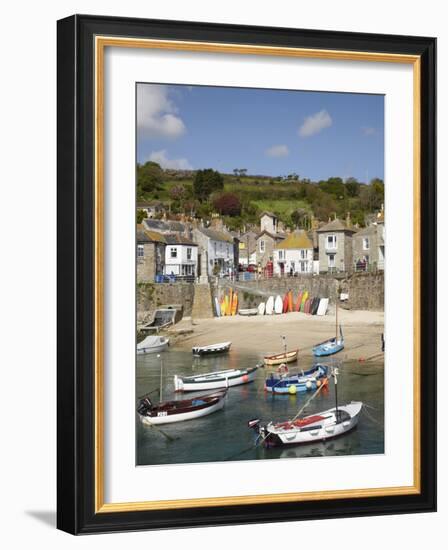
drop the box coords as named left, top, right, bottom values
left=137, top=162, right=384, bottom=230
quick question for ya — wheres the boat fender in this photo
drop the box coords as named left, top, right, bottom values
left=306, top=380, right=312, bottom=389
left=288, top=385, right=297, bottom=395
left=316, top=379, right=321, bottom=387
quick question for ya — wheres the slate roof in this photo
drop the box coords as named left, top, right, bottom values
left=164, top=233, right=197, bottom=246
left=256, top=229, right=285, bottom=241
left=197, top=227, right=234, bottom=243
left=275, top=230, right=313, bottom=250
left=316, top=219, right=355, bottom=233
left=353, top=225, right=377, bottom=237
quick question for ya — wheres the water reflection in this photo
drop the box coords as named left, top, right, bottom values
left=136, top=349, right=384, bottom=466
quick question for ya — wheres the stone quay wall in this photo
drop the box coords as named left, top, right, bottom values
left=217, top=272, right=384, bottom=311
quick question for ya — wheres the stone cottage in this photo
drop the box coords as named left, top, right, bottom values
left=316, top=218, right=356, bottom=273
left=136, top=226, right=166, bottom=282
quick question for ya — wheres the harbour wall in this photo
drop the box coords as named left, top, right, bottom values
left=218, top=272, right=384, bottom=312
left=137, top=272, right=383, bottom=323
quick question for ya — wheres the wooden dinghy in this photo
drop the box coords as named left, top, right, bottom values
left=136, top=335, right=170, bottom=355
left=264, top=349, right=298, bottom=367
left=137, top=390, right=227, bottom=425
left=192, top=341, right=232, bottom=356
left=264, top=364, right=328, bottom=394
left=174, top=365, right=259, bottom=392
left=238, top=308, right=258, bottom=316
left=249, top=401, right=362, bottom=447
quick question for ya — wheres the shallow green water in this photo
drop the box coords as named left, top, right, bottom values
left=136, top=349, right=384, bottom=466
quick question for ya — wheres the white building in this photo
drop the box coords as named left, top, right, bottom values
left=192, top=227, right=235, bottom=279
left=273, top=230, right=314, bottom=276
left=163, top=234, right=198, bottom=279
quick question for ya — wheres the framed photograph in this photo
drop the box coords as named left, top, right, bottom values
left=57, top=14, right=436, bottom=534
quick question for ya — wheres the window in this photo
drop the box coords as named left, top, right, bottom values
left=363, top=237, right=370, bottom=250
left=259, top=240, right=265, bottom=253
left=137, top=245, right=144, bottom=257
left=170, top=247, right=177, bottom=258
left=300, top=249, right=306, bottom=259
left=300, top=260, right=307, bottom=272
left=187, top=247, right=192, bottom=260
left=326, top=235, right=337, bottom=249
left=278, top=250, right=284, bottom=260
left=328, top=254, right=335, bottom=268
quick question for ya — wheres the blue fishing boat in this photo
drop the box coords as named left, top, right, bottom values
left=313, top=326, right=344, bottom=357
left=265, top=364, right=328, bottom=394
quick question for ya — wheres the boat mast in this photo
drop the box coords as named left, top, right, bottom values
left=335, top=298, right=338, bottom=340
left=281, top=335, right=287, bottom=353
left=158, top=354, right=163, bottom=402
left=333, top=366, right=339, bottom=421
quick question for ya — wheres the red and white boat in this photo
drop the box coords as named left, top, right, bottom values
left=249, top=402, right=363, bottom=447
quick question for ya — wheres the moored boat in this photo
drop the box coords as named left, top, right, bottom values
left=137, top=335, right=170, bottom=354
left=264, top=349, right=298, bottom=367
left=265, top=364, right=328, bottom=394
left=238, top=308, right=258, bottom=316
left=192, top=341, right=232, bottom=356
left=249, top=401, right=362, bottom=447
left=174, top=365, right=259, bottom=392
left=137, top=390, right=227, bottom=425
left=313, top=326, right=344, bottom=357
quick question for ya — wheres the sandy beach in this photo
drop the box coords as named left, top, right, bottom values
left=168, top=309, right=384, bottom=363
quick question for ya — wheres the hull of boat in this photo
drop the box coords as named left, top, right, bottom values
left=265, top=366, right=328, bottom=393
left=239, top=308, right=258, bottom=316
left=174, top=367, right=258, bottom=392
left=262, top=402, right=362, bottom=447
left=313, top=342, right=344, bottom=357
left=140, top=391, right=227, bottom=425
left=192, top=342, right=231, bottom=355
left=137, top=338, right=170, bottom=354
left=264, top=349, right=298, bottom=366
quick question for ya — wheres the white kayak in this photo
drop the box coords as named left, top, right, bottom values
left=174, top=365, right=259, bottom=392
left=265, top=296, right=275, bottom=315
left=274, top=295, right=283, bottom=314
left=258, top=302, right=266, bottom=315
left=316, top=298, right=329, bottom=316
left=250, top=402, right=363, bottom=447
left=137, top=335, right=170, bottom=354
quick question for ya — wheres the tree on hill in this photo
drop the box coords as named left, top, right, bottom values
left=345, top=177, right=360, bottom=197
left=137, top=161, right=163, bottom=196
left=193, top=169, right=224, bottom=200
left=136, top=209, right=147, bottom=224
left=213, top=192, right=242, bottom=216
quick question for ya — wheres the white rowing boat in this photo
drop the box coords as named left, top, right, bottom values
left=192, top=341, right=231, bottom=356
left=238, top=308, right=258, bottom=316
left=137, top=390, right=227, bottom=425
left=250, top=402, right=363, bottom=447
left=137, top=335, right=170, bottom=354
left=174, top=365, right=259, bottom=392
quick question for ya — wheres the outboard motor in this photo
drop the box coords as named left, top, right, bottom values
left=137, top=397, right=153, bottom=416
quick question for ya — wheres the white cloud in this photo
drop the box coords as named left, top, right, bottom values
left=298, top=110, right=332, bottom=137
left=265, top=144, right=290, bottom=158
left=148, top=150, right=193, bottom=170
left=362, top=126, right=377, bottom=136
left=137, top=84, right=186, bottom=139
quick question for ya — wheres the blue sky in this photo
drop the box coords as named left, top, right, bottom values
left=136, top=83, right=384, bottom=182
